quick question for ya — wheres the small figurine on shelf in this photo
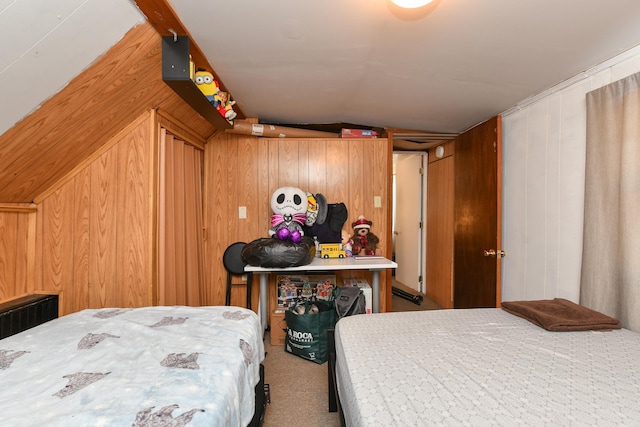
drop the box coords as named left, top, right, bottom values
left=216, top=91, right=237, bottom=121
left=194, top=69, right=221, bottom=107
left=269, top=186, right=308, bottom=243
left=341, top=229, right=354, bottom=257
left=351, top=215, right=379, bottom=256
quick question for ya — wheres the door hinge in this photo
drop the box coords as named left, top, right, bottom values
left=419, top=167, right=424, bottom=175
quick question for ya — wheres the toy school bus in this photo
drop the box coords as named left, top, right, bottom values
left=320, top=243, right=346, bottom=259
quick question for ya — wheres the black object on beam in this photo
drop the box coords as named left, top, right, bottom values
left=161, top=36, right=232, bottom=129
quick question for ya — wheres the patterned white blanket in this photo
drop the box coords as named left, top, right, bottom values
left=0, top=305, right=264, bottom=426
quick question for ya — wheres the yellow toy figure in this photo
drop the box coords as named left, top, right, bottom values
left=194, top=70, right=221, bottom=107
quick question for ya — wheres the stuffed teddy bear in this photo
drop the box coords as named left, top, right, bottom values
left=269, top=186, right=308, bottom=243
left=351, top=215, right=379, bottom=255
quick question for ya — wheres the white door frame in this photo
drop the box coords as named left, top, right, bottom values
left=392, top=151, right=428, bottom=293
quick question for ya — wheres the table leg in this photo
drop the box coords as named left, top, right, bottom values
left=259, top=273, right=268, bottom=330
left=371, top=270, right=380, bottom=313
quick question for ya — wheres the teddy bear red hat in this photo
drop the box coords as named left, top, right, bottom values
left=352, top=215, right=372, bottom=229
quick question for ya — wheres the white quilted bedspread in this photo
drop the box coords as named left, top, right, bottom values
left=335, top=309, right=640, bottom=427
left=0, top=305, right=264, bottom=427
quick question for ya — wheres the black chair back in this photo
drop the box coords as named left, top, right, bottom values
left=223, top=242, right=252, bottom=308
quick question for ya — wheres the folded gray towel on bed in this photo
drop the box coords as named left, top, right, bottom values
left=501, top=298, right=621, bottom=331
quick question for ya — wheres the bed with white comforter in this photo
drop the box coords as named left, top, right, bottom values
left=334, top=308, right=640, bottom=426
left=0, top=305, right=264, bottom=426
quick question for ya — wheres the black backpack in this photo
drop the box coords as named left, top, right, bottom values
left=335, top=286, right=366, bottom=319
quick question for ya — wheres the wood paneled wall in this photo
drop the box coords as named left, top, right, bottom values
left=204, top=132, right=393, bottom=312
left=0, top=22, right=215, bottom=203
left=2, top=121, right=393, bottom=314
left=0, top=204, right=37, bottom=301
left=0, top=18, right=394, bottom=315
left=35, top=113, right=155, bottom=315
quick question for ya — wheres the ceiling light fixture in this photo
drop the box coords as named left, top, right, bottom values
left=391, top=0, right=434, bottom=8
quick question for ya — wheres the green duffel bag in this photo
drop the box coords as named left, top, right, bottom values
left=284, top=300, right=335, bottom=364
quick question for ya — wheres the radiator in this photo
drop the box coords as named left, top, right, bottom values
left=0, top=294, right=59, bottom=340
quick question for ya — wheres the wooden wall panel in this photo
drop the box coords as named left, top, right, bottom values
left=0, top=205, right=36, bottom=301
left=73, top=169, right=91, bottom=312
left=326, top=140, right=350, bottom=203
left=116, top=120, right=152, bottom=308
left=203, top=134, right=229, bottom=305
left=0, top=211, right=19, bottom=300
left=89, top=150, right=119, bottom=308
left=41, top=188, right=77, bottom=314
left=307, top=141, right=328, bottom=196
left=346, top=140, right=364, bottom=219
left=38, top=116, right=153, bottom=315
left=204, top=134, right=392, bottom=312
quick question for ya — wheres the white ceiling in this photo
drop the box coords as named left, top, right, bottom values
left=169, top=0, right=640, bottom=133
left=2, top=0, right=640, bottom=138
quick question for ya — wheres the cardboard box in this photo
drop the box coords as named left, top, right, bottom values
left=276, top=274, right=337, bottom=307
left=341, top=128, right=379, bottom=138
left=276, top=275, right=308, bottom=307
left=342, top=279, right=372, bottom=314
left=270, top=309, right=287, bottom=346
left=308, top=274, right=336, bottom=301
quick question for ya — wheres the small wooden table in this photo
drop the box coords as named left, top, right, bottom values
left=245, top=256, right=398, bottom=330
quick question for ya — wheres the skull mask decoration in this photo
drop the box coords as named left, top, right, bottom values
left=269, top=186, right=308, bottom=243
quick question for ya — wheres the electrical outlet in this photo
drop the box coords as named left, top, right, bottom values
left=374, top=196, right=382, bottom=208
left=238, top=206, right=247, bottom=219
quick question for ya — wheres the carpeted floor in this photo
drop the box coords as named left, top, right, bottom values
left=261, top=281, right=440, bottom=427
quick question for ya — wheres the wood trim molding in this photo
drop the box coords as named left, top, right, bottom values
left=157, top=109, right=207, bottom=149
left=0, top=203, right=37, bottom=213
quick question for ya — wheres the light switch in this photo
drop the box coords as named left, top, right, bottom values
left=374, top=196, right=382, bottom=208
left=238, top=206, right=247, bottom=219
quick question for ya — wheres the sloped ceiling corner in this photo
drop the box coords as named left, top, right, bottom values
left=0, top=0, right=145, bottom=136
left=0, top=21, right=216, bottom=203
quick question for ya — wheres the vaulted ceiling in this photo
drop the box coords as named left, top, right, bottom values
left=1, top=0, right=640, bottom=202
left=3, top=0, right=640, bottom=137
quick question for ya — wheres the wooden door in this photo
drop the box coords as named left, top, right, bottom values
left=425, top=144, right=454, bottom=308
left=453, top=116, right=502, bottom=308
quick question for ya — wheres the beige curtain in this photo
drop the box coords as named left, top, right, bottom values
left=158, top=129, right=205, bottom=306
left=581, top=72, right=640, bottom=332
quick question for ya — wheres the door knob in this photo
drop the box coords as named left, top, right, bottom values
left=483, top=249, right=507, bottom=258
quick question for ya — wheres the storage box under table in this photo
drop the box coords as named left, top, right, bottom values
left=270, top=309, right=288, bottom=345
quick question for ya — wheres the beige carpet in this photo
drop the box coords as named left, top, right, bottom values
left=262, top=331, right=341, bottom=427
left=261, top=283, right=440, bottom=426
